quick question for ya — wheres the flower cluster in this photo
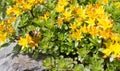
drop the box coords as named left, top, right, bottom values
left=6, top=0, right=44, bottom=17
left=0, top=18, right=15, bottom=45
left=55, top=0, right=120, bottom=58
left=55, top=0, right=113, bottom=40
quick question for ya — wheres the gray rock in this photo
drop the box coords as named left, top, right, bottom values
left=0, top=42, right=16, bottom=59
left=0, top=42, right=45, bottom=71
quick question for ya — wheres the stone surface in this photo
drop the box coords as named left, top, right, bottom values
left=0, top=42, right=45, bottom=71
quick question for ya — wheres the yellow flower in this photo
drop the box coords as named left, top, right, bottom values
left=86, top=4, right=100, bottom=19
left=22, top=2, right=32, bottom=10
left=102, top=0, right=108, bottom=4
left=18, top=37, right=28, bottom=47
left=75, top=18, right=82, bottom=27
left=95, top=6, right=104, bottom=15
left=70, top=29, right=83, bottom=41
left=113, top=43, right=120, bottom=58
left=102, top=42, right=120, bottom=58
left=69, top=23, right=77, bottom=31
left=76, top=7, right=86, bottom=19
left=99, top=30, right=112, bottom=40
left=0, top=24, right=5, bottom=31
left=87, top=26, right=100, bottom=37
left=42, top=12, right=49, bottom=21
left=18, top=34, right=32, bottom=48
left=39, top=0, right=44, bottom=4
left=55, top=5, right=64, bottom=13
left=86, top=18, right=95, bottom=26
left=97, top=15, right=113, bottom=30
left=1, top=21, right=4, bottom=25
left=28, top=0, right=35, bottom=4
left=6, top=6, right=21, bottom=17
left=14, top=0, right=23, bottom=5
left=80, top=25, right=88, bottom=33
left=25, top=34, right=32, bottom=42
left=62, top=10, right=72, bottom=21
left=57, top=17, right=64, bottom=25
left=86, top=10, right=97, bottom=19
left=98, top=18, right=113, bottom=30
left=58, top=0, right=68, bottom=7
left=6, top=6, right=14, bottom=15
left=75, top=29, right=83, bottom=41
left=13, top=6, right=21, bottom=17
left=111, top=33, right=120, bottom=42
left=102, top=42, right=114, bottom=57
left=70, top=5, right=75, bottom=11
left=0, top=33, right=7, bottom=45
left=102, top=49, right=112, bottom=57
left=7, top=17, right=16, bottom=24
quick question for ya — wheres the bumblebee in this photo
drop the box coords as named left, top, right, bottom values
left=29, top=30, right=40, bottom=37
left=29, top=30, right=41, bottom=43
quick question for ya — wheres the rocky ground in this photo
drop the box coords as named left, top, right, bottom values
left=0, top=42, right=46, bottom=71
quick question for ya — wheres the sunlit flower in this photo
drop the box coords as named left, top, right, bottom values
left=88, top=26, right=99, bottom=37
left=18, top=37, right=28, bottom=48
left=6, top=6, right=14, bottom=15
left=18, top=34, right=32, bottom=48
left=97, top=17, right=113, bottom=30
left=7, top=17, right=16, bottom=24
left=70, top=5, right=75, bottom=11
left=76, top=7, right=86, bottom=19
left=25, top=34, right=32, bottom=42
left=111, top=33, right=120, bottom=42
left=55, top=5, right=64, bottom=13
left=62, top=9, right=72, bottom=21
left=86, top=18, right=95, bottom=26
left=0, top=21, right=4, bottom=26
left=0, top=33, right=7, bottom=45
left=22, top=2, right=32, bottom=10
left=57, top=17, right=64, bottom=25
left=99, top=30, right=112, bottom=40
left=39, top=0, right=44, bottom=4
left=102, top=0, right=108, bottom=4
left=102, top=48, right=112, bottom=57
left=42, top=12, right=49, bottom=21
left=75, top=18, right=82, bottom=27
left=14, top=0, right=23, bottom=5
left=58, top=0, right=68, bottom=7
left=80, top=25, right=88, bottom=33
left=0, top=24, right=5, bottom=31
left=6, top=6, right=21, bottom=17
left=28, top=0, right=35, bottom=4
left=69, top=23, right=77, bottom=31
left=70, top=29, right=83, bottom=41
left=102, top=42, right=120, bottom=58
left=75, top=29, right=83, bottom=40
left=95, top=6, right=104, bottom=15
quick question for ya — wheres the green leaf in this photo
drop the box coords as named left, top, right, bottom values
left=73, top=64, right=84, bottom=71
